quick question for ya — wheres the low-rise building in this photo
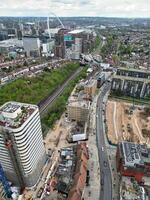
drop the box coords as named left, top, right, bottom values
left=67, top=90, right=91, bottom=122
left=84, top=79, right=97, bottom=95
left=116, top=142, right=150, bottom=183
left=111, top=75, right=150, bottom=98
left=116, top=67, right=150, bottom=79
left=55, top=143, right=88, bottom=200
left=0, top=39, right=23, bottom=54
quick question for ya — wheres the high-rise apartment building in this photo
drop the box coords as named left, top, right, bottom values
left=0, top=102, right=46, bottom=188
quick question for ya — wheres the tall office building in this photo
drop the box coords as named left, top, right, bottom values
left=54, top=28, right=69, bottom=58
left=0, top=102, right=46, bottom=188
left=23, top=36, right=41, bottom=57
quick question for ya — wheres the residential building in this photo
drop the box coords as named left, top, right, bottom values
left=0, top=101, right=46, bottom=188
left=67, top=90, right=91, bottom=122
left=116, top=67, right=150, bottom=79
left=111, top=75, right=150, bottom=98
left=55, top=143, right=88, bottom=199
left=84, top=79, right=97, bottom=95
left=116, top=142, right=150, bottom=183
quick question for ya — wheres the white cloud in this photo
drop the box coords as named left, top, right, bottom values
left=0, top=0, right=149, bottom=17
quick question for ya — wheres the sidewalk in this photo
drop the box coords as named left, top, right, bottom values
left=107, top=145, right=120, bottom=200
left=82, top=94, right=100, bottom=200
left=103, top=91, right=120, bottom=200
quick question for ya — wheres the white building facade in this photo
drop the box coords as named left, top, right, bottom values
left=23, top=36, right=40, bottom=57
left=0, top=102, right=46, bottom=187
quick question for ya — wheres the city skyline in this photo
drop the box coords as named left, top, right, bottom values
left=0, top=0, right=150, bottom=18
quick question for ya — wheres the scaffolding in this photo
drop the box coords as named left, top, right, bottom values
left=0, top=164, right=12, bottom=198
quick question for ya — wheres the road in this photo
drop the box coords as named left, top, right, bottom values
left=96, top=82, right=112, bottom=200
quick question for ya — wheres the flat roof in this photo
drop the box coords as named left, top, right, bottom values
left=113, top=75, right=150, bottom=83
left=0, top=39, right=23, bottom=48
left=68, top=30, right=84, bottom=34
left=1, top=103, right=20, bottom=113
left=117, top=67, right=150, bottom=74
left=68, top=92, right=90, bottom=109
left=119, top=142, right=150, bottom=168
left=0, top=101, right=37, bottom=129
left=85, top=79, right=97, bottom=87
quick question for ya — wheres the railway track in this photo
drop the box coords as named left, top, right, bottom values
left=39, top=67, right=82, bottom=115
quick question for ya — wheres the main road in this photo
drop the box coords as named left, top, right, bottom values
left=96, top=82, right=112, bottom=200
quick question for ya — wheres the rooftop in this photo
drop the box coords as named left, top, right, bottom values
left=0, top=101, right=37, bottom=129
left=68, top=86, right=91, bottom=109
left=117, top=67, right=150, bottom=74
left=55, top=143, right=88, bottom=199
left=119, top=142, right=150, bottom=168
left=0, top=39, right=23, bottom=48
left=85, top=79, right=97, bottom=87
left=113, top=74, right=150, bottom=83
left=120, top=176, right=145, bottom=200
left=68, top=30, right=84, bottom=34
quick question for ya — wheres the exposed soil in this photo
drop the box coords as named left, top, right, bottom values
left=106, top=99, right=150, bottom=146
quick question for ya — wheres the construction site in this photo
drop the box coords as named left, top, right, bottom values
left=106, top=99, right=150, bottom=146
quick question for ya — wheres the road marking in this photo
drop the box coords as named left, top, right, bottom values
left=113, top=102, right=119, bottom=140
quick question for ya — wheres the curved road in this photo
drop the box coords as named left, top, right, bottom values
left=96, top=82, right=112, bottom=200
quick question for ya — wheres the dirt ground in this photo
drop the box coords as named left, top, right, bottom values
left=106, top=99, right=150, bottom=147
left=44, top=114, right=72, bottom=151
left=23, top=115, right=73, bottom=200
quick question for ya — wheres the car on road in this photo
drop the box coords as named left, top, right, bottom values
left=101, top=178, right=104, bottom=186
left=104, top=161, right=107, bottom=167
left=37, top=187, right=44, bottom=198
left=101, top=147, right=104, bottom=151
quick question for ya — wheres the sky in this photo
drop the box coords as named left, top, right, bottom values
left=0, top=0, right=150, bottom=18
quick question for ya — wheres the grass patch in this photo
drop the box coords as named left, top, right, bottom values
left=0, top=62, right=80, bottom=106
left=41, top=67, right=87, bottom=137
